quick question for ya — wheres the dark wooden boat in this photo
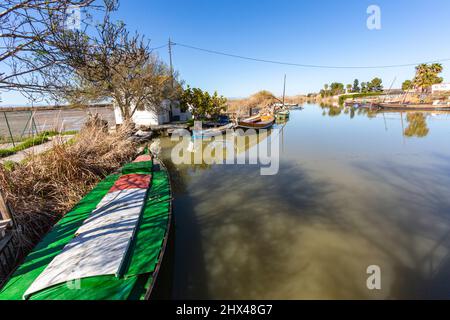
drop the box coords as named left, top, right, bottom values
left=376, top=103, right=450, bottom=111
left=238, top=115, right=275, bottom=129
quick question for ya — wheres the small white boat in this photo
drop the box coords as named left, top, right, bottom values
left=192, top=123, right=234, bottom=139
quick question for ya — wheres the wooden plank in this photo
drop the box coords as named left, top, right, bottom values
left=0, top=191, right=12, bottom=221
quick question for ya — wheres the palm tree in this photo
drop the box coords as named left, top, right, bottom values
left=413, top=63, right=444, bottom=93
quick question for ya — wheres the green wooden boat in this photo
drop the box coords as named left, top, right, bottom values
left=276, top=110, right=290, bottom=118
left=0, top=152, right=172, bottom=300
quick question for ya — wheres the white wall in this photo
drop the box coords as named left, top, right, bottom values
left=432, top=83, right=450, bottom=93
left=114, top=103, right=170, bottom=126
left=114, top=100, right=192, bottom=126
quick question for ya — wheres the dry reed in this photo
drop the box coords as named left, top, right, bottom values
left=0, top=117, right=137, bottom=251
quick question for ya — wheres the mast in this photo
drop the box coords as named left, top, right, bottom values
left=383, top=77, right=396, bottom=103
left=282, top=74, right=286, bottom=108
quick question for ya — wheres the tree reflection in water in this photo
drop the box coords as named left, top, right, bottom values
left=404, top=113, right=430, bottom=138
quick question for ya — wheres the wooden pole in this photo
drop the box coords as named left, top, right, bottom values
left=0, top=190, right=12, bottom=221
left=168, top=38, right=175, bottom=121
left=168, top=38, right=174, bottom=89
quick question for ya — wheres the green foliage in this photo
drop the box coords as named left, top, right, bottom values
left=180, top=86, right=227, bottom=120
left=361, top=82, right=368, bottom=93
left=1, top=160, right=16, bottom=171
left=413, top=63, right=444, bottom=92
left=352, top=79, right=360, bottom=93
left=368, top=77, right=383, bottom=92
left=320, top=82, right=345, bottom=97
left=40, top=130, right=79, bottom=137
left=346, top=84, right=352, bottom=93
left=321, top=78, right=382, bottom=97
left=402, top=80, right=413, bottom=91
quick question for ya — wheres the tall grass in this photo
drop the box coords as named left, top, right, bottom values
left=0, top=119, right=137, bottom=251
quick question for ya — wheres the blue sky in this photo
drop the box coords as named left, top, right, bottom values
left=2, top=0, right=450, bottom=105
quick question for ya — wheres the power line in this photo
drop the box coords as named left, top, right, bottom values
left=172, top=41, right=450, bottom=70
left=150, top=44, right=169, bottom=51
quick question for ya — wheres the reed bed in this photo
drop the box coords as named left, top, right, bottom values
left=0, top=117, right=137, bottom=252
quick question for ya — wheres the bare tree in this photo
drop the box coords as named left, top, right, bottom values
left=50, top=7, right=182, bottom=121
left=1, top=0, right=179, bottom=118
left=0, top=0, right=98, bottom=94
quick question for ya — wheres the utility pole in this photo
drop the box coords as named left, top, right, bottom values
left=168, top=38, right=174, bottom=89
left=168, top=38, right=175, bottom=121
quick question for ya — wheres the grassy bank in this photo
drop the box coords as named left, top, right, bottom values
left=0, top=131, right=78, bottom=158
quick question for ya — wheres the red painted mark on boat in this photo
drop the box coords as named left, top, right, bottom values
left=109, top=174, right=151, bottom=192
left=133, top=155, right=153, bottom=163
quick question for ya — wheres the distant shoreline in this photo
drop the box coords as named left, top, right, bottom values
left=0, top=103, right=112, bottom=112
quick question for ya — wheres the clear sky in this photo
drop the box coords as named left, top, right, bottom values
left=2, top=0, right=450, bottom=105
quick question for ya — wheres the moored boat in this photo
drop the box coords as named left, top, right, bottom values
left=192, top=123, right=234, bottom=139
left=276, top=110, right=290, bottom=117
left=0, top=151, right=172, bottom=300
left=238, top=115, right=275, bottom=129
left=376, top=103, right=450, bottom=111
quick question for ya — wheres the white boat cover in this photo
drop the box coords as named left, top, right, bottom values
left=23, top=187, right=148, bottom=299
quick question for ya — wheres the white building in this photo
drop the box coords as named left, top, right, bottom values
left=432, top=83, right=450, bottom=93
left=114, top=100, right=192, bottom=126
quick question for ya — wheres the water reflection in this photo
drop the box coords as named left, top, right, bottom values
left=404, top=113, right=430, bottom=138
left=163, top=104, right=450, bottom=299
left=319, top=104, right=444, bottom=138
left=320, top=103, right=342, bottom=117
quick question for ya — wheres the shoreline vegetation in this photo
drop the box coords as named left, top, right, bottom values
left=0, top=131, right=78, bottom=158
left=0, top=119, right=137, bottom=253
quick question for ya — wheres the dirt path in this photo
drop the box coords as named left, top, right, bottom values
left=0, top=136, right=74, bottom=163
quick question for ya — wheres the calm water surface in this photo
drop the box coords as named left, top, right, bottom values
left=160, top=104, right=450, bottom=299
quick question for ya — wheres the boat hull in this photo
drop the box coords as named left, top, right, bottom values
left=238, top=121, right=274, bottom=129
left=0, top=153, right=173, bottom=301
left=238, top=116, right=275, bottom=130
left=376, top=103, right=450, bottom=111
